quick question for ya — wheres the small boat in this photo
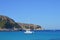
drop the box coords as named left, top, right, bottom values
left=24, top=30, right=33, bottom=34
left=24, top=20, right=33, bottom=34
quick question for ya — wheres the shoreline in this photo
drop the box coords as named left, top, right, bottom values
left=0, top=30, right=60, bottom=32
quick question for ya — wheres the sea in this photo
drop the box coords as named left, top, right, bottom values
left=0, top=30, right=60, bottom=40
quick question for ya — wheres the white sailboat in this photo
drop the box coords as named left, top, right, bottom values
left=24, top=30, right=32, bottom=34
left=24, top=25, right=33, bottom=34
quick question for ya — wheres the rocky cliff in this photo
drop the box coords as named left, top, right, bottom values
left=0, top=15, right=44, bottom=31
left=17, top=23, right=43, bottom=30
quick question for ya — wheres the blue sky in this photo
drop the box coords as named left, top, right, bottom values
left=0, top=0, right=60, bottom=30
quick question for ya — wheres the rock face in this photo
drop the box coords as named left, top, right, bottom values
left=0, top=15, right=22, bottom=31
left=18, top=23, right=43, bottom=30
left=0, top=15, right=44, bottom=31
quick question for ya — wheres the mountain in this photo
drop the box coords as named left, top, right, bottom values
left=0, top=15, right=22, bottom=31
left=0, top=15, right=44, bottom=31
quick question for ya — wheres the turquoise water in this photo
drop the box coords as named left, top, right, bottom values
left=0, top=30, right=60, bottom=40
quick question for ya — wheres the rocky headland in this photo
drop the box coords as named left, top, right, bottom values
left=0, top=15, right=44, bottom=31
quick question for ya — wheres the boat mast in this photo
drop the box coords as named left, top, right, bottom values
left=34, top=24, right=35, bottom=30
left=28, top=18, right=30, bottom=31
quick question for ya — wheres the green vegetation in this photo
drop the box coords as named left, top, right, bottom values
left=0, top=20, right=6, bottom=28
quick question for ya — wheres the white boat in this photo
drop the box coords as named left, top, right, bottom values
left=24, top=30, right=33, bottom=34
left=24, top=23, right=33, bottom=34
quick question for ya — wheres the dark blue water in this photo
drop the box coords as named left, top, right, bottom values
left=0, top=30, right=60, bottom=40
